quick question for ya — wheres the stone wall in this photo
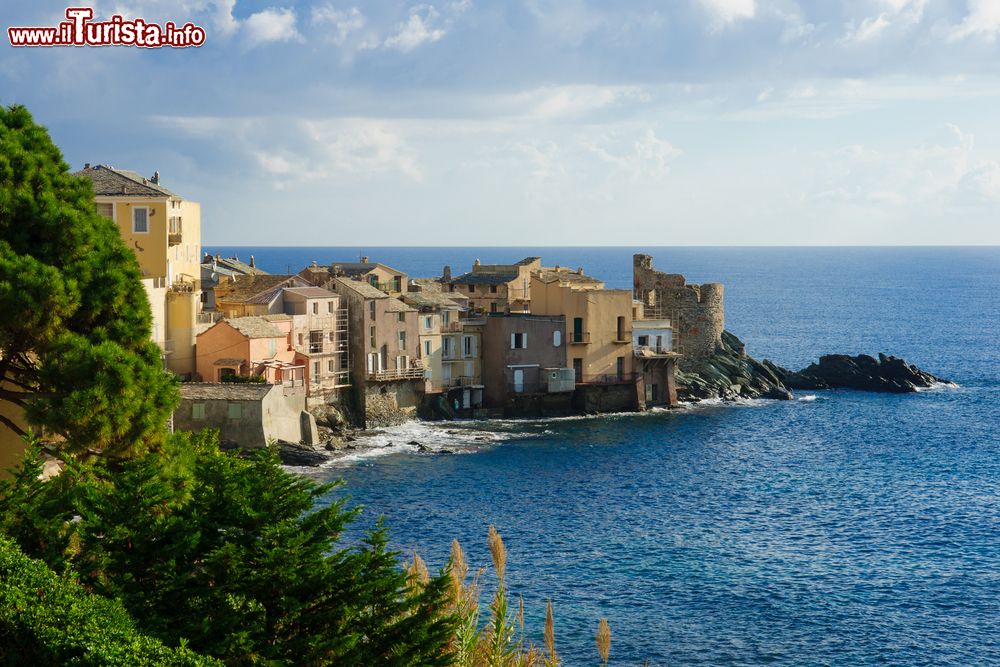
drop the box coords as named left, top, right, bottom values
left=572, top=381, right=643, bottom=414
left=363, top=379, right=421, bottom=428
left=633, top=254, right=725, bottom=369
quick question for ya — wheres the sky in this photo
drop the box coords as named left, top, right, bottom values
left=2, top=0, right=999, bottom=245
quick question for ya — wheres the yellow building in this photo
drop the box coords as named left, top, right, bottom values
left=446, top=257, right=541, bottom=314
left=76, top=165, right=203, bottom=377
left=530, top=269, right=635, bottom=384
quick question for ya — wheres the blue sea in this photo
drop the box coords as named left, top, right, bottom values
left=207, top=246, right=1000, bottom=666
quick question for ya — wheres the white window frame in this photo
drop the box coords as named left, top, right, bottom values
left=96, top=202, right=114, bottom=220
left=132, top=206, right=150, bottom=234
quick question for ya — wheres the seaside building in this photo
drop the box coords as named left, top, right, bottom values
left=199, top=283, right=350, bottom=403
left=632, top=314, right=680, bottom=407
left=481, top=314, right=574, bottom=415
left=446, top=257, right=541, bottom=314
left=299, top=257, right=409, bottom=297
left=201, top=253, right=267, bottom=312
left=401, top=291, right=466, bottom=393
left=173, top=383, right=318, bottom=450
left=328, top=277, right=423, bottom=427
left=75, top=164, right=203, bottom=377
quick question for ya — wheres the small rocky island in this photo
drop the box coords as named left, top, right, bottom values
left=675, top=330, right=952, bottom=402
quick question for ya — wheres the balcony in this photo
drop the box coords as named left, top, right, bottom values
left=634, top=344, right=675, bottom=357
left=443, top=321, right=463, bottom=333
left=168, top=216, right=182, bottom=246
left=368, top=367, right=426, bottom=381
left=197, top=311, right=220, bottom=325
left=577, top=372, right=641, bottom=385
left=447, top=376, right=480, bottom=388
left=568, top=331, right=591, bottom=344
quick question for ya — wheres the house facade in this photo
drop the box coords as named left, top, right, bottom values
left=75, top=164, right=203, bottom=377
left=299, top=257, right=409, bottom=297
left=633, top=317, right=680, bottom=407
left=446, top=257, right=541, bottom=314
left=173, top=383, right=318, bottom=449
left=530, top=272, right=636, bottom=386
left=482, top=314, right=571, bottom=410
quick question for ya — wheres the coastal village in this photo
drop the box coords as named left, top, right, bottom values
left=68, top=165, right=729, bottom=457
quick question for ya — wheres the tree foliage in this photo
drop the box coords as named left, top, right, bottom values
left=0, top=432, right=456, bottom=665
left=0, top=535, right=216, bottom=666
left=0, top=104, right=177, bottom=455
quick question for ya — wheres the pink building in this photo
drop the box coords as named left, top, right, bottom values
left=195, top=316, right=305, bottom=387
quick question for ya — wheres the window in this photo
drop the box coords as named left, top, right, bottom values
left=468, top=284, right=474, bottom=293
left=96, top=203, right=113, bottom=219
left=424, top=316, right=433, bottom=329
left=369, top=275, right=378, bottom=287
left=392, top=276, right=402, bottom=292
left=340, top=354, right=348, bottom=370
left=398, top=331, right=407, bottom=349
left=328, top=301, right=334, bottom=314
left=227, top=402, right=242, bottom=419
left=616, top=356, right=625, bottom=380
left=398, top=312, right=406, bottom=322
left=573, top=358, right=583, bottom=382
left=616, top=316, right=625, bottom=341
left=369, top=301, right=376, bottom=320
left=463, top=335, right=476, bottom=357
left=443, top=337, right=453, bottom=358
left=490, top=285, right=498, bottom=294
left=312, top=302, right=319, bottom=314
left=637, top=335, right=649, bottom=347
left=572, top=317, right=584, bottom=343
left=424, top=340, right=432, bottom=356
left=511, top=332, right=527, bottom=349
left=192, top=403, right=206, bottom=420
left=553, top=330, right=562, bottom=347
left=309, top=331, right=323, bottom=353
left=313, top=361, right=320, bottom=380
left=328, top=360, right=336, bottom=372
left=132, top=207, right=149, bottom=233
left=268, top=339, right=277, bottom=357
left=490, top=303, right=498, bottom=313
left=370, top=325, right=377, bottom=349
left=298, top=333, right=304, bottom=347
left=442, top=311, right=450, bottom=325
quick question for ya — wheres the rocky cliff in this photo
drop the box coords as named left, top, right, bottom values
left=675, top=330, right=793, bottom=401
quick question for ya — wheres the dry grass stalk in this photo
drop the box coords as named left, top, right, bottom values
left=596, top=618, right=611, bottom=666
left=487, top=525, right=507, bottom=581
left=543, top=599, right=558, bottom=666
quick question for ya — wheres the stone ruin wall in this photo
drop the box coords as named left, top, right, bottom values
left=633, top=254, right=725, bottom=369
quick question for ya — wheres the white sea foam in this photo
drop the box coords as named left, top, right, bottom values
left=914, top=381, right=961, bottom=392
left=320, top=420, right=524, bottom=466
left=798, top=394, right=818, bottom=402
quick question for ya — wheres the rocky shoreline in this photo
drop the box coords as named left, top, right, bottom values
left=268, top=331, right=953, bottom=466
left=675, top=329, right=952, bottom=402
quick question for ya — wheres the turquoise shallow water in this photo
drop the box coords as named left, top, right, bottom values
left=210, top=246, right=1000, bottom=665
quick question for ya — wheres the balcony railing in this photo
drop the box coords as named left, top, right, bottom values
left=197, top=311, right=220, bottom=325
left=447, top=376, right=480, bottom=388
left=569, top=331, right=591, bottom=344
left=442, top=321, right=463, bottom=332
left=634, top=344, right=674, bottom=356
left=577, top=372, right=641, bottom=385
left=368, top=367, right=426, bottom=381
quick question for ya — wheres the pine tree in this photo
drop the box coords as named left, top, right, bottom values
left=0, top=104, right=177, bottom=456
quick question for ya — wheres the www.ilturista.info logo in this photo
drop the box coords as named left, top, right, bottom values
left=8, top=8, right=205, bottom=48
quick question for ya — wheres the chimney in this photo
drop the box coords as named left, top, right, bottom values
left=442, top=265, right=452, bottom=282
left=473, top=258, right=481, bottom=267
left=361, top=256, right=369, bottom=264
left=249, top=255, right=255, bottom=268
left=151, top=171, right=160, bottom=184
left=84, top=162, right=90, bottom=169
left=311, top=260, right=318, bottom=267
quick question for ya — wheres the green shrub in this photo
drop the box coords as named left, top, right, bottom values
left=0, top=535, right=216, bottom=666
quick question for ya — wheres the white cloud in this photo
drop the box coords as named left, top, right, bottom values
left=842, top=0, right=927, bottom=44
left=254, top=151, right=293, bottom=175
left=303, top=118, right=423, bottom=180
left=950, top=0, right=1000, bottom=41
left=511, top=85, right=649, bottom=121
left=243, top=7, right=301, bottom=46
left=525, top=0, right=605, bottom=45
left=311, top=5, right=366, bottom=45
left=383, top=6, right=446, bottom=52
left=698, top=0, right=755, bottom=27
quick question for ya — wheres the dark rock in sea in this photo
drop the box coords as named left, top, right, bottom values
left=438, top=449, right=454, bottom=455
left=767, top=353, right=950, bottom=393
left=276, top=441, right=332, bottom=466
left=677, top=330, right=793, bottom=402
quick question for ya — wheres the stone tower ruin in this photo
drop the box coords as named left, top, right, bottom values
left=633, top=254, right=725, bottom=367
